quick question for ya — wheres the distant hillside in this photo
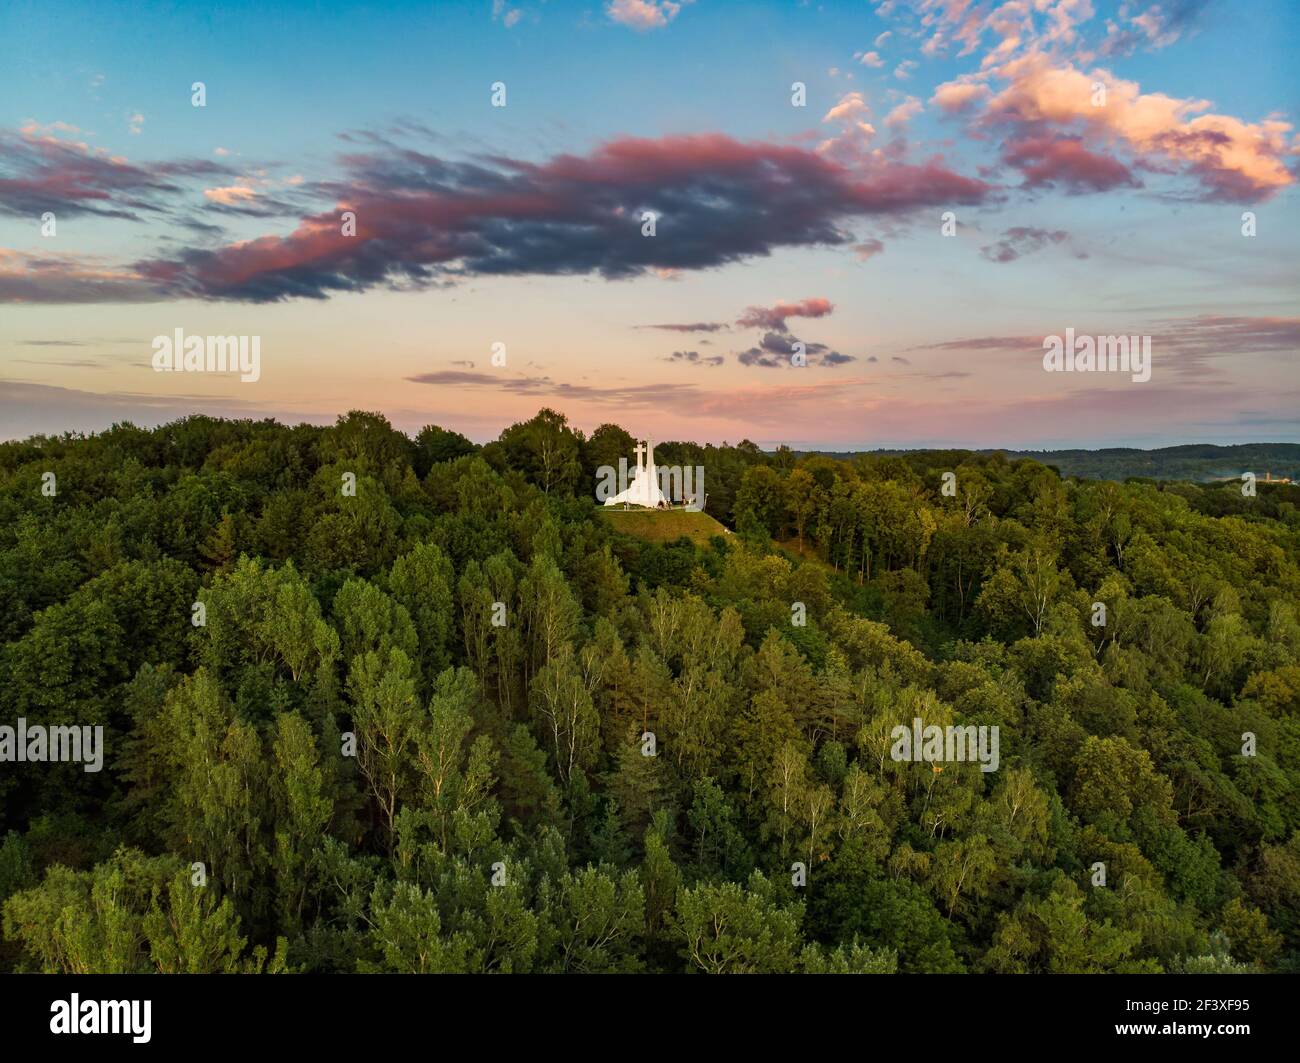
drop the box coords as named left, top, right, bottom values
left=811, top=444, right=1300, bottom=483
left=997, top=444, right=1300, bottom=482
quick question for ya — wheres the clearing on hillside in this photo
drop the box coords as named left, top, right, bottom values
left=599, top=506, right=730, bottom=545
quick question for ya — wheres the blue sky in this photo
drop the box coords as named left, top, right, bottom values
left=1, top=0, right=1297, bottom=448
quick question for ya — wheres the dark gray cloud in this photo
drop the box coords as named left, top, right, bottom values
left=664, top=350, right=724, bottom=367
left=111, top=134, right=989, bottom=303
left=404, top=369, right=705, bottom=405
left=737, top=331, right=854, bottom=368
left=0, top=128, right=234, bottom=220
left=979, top=226, right=1070, bottom=263
left=1101, top=0, right=1210, bottom=55
left=914, top=335, right=1042, bottom=351
left=12, top=358, right=107, bottom=368
left=0, top=251, right=165, bottom=303
left=640, top=322, right=728, bottom=333
left=16, top=337, right=139, bottom=347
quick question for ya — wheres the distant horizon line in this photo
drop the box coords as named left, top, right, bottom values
left=4, top=409, right=1299, bottom=457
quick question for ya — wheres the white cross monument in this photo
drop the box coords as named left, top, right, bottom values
left=604, top=438, right=669, bottom=508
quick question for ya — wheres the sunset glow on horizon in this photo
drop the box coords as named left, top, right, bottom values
left=2, top=0, right=1297, bottom=449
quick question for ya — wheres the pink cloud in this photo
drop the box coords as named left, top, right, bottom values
left=853, top=238, right=885, bottom=261
left=984, top=54, right=1294, bottom=201
left=931, top=78, right=993, bottom=113
left=202, top=184, right=258, bottom=206
left=1001, top=134, right=1139, bottom=192
left=28, top=133, right=988, bottom=303
left=605, top=0, right=682, bottom=31
left=736, top=297, right=835, bottom=331
left=885, top=97, right=924, bottom=130
left=822, top=92, right=872, bottom=125
left=0, top=126, right=232, bottom=220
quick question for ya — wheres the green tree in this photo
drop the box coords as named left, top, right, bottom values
left=674, top=871, right=803, bottom=974
left=499, top=409, right=583, bottom=495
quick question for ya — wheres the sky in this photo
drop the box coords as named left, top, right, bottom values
left=1, top=0, right=1297, bottom=449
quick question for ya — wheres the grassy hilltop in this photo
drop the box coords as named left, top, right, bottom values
left=599, top=506, right=729, bottom=545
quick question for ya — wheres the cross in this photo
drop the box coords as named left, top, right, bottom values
left=633, top=441, right=645, bottom=471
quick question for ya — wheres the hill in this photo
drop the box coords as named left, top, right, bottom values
left=808, top=443, right=1300, bottom=483
left=599, top=505, right=730, bottom=545
left=1, top=409, right=1298, bottom=977
left=997, top=443, right=1300, bottom=482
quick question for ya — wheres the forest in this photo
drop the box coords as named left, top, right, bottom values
left=812, top=443, right=1300, bottom=485
left=0, top=407, right=1297, bottom=974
